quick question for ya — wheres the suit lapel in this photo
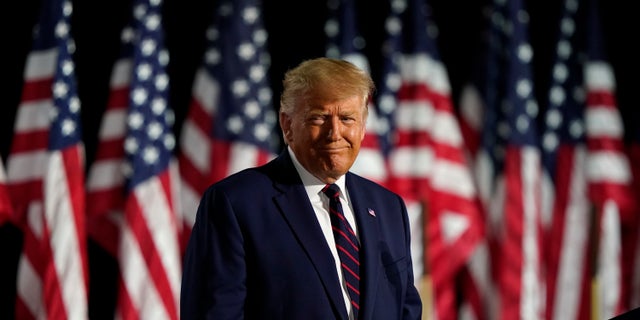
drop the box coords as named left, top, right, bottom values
left=346, top=174, right=381, bottom=320
left=270, top=153, right=349, bottom=320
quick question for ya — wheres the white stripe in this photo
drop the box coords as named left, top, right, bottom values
left=100, top=109, right=128, bottom=139
left=119, top=223, right=168, bottom=319
left=587, top=151, right=631, bottom=184
left=474, top=150, right=495, bottom=213
left=406, top=201, right=424, bottom=282
left=389, top=147, right=433, bottom=178
left=585, top=107, right=623, bottom=138
left=110, top=59, right=133, bottom=88
left=87, top=159, right=125, bottom=191
left=192, top=68, right=220, bottom=114
left=15, top=100, right=53, bottom=132
left=228, top=142, right=262, bottom=175
left=459, top=84, right=484, bottom=131
left=395, top=101, right=434, bottom=130
left=17, top=252, right=44, bottom=318
left=585, top=61, right=615, bottom=91
left=552, top=147, right=589, bottom=320
left=135, top=176, right=182, bottom=302
left=7, top=151, right=48, bottom=183
left=350, top=148, right=387, bottom=182
left=179, top=179, right=200, bottom=228
left=431, top=160, right=475, bottom=198
left=520, top=147, right=544, bottom=320
left=597, top=199, right=622, bottom=320
left=180, top=120, right=211, bottom=173
left=27, top=201, right=44, bottom=239
left=0, top=159, right=7, bottom=183
left=399, top=53, right=452, bottom=95
left=466, top=242, right=499, bottom=320
left=432, top=109, right=464, bottom=147
left=24, top=48, right=57, bottom=79
left=45, top=152, right=87, bottom=318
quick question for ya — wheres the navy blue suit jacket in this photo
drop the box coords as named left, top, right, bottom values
left=180, top=151, right=422, bottom=319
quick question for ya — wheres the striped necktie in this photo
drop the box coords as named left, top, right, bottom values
left=322, top=183, right=360, bottom=319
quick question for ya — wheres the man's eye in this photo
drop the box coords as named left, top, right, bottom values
left=309, top=116, right=325, bottom=124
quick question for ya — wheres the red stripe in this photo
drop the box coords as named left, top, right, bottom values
left=187, top=98, right=214, bottom=134
left=337, top=246, right=360, bottom=266
left=87, top=213, right=120, bottom=257
left=9, top=180, right=43, bottom=224
left=500, top=147, right=524, bottom=320
left=394, top=130, right=431, bottom=147
left=106, top=87, right=130, bottom=109
left=20, top=78, right=54, bottom=102
left=178, top=150, right=212, bottom=195
left=93, top=138, right=126, bottom=160
left=209, top=139, right=232, bottom=183
left=361, top=133, right=380, bottom=148
left=61, top=146, right=89, bottom=286
left=11, top=131, right=49, bottom=153
left=587, top=137, right=625, bottom=152
left=125, top=172, right=179, bottom=320
left=586, top=90, right=616, bottom=108
left=340, top=261, right=360, bottom=280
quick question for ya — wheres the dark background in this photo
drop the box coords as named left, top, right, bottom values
left=1, top=0, right=638, bottom=318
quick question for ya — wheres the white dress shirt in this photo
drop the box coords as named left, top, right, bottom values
left=287, top=147, right=359, bottom=320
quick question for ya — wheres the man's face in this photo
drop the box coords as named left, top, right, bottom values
left=280, top=94, right=366, bottom=184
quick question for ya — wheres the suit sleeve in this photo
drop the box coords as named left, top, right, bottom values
left=180, top=187, right=247, bottom=320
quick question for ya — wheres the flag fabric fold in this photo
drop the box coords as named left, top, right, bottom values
left=581, top=0, right=636, bottom=317
left=85, top=0, right=182, bottom=318
left=471, top=0, right=545, bottom=319
left=0, top=159, right=13, bottom=225
left=377, top=0, right=485, bottom=318
left=6, top=0, right=89, bottom=318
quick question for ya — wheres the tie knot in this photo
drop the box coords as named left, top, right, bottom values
left=323, top=183, right=340, bottom=199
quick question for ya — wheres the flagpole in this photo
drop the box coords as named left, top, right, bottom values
left=422, top=198, right=431, bottom=320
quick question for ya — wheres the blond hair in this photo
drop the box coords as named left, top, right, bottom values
left=279, top=57, right=375, bottom=116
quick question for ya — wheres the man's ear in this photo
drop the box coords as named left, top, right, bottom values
left=279, top=112, right=292, bottom=141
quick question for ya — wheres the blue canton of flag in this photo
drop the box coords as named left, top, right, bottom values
left=123, top=0, right=175, bottom=189
left=178, top=0, right=278, bottom=245
left=48, top=4, right=83, bottom=152
left=204, top=0, right=277, bottom=152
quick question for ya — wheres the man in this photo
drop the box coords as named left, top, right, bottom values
left=181, top=57, right=422, bottom=319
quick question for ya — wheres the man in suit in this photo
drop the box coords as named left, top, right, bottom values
left=181, top=57, right=423, bottom=319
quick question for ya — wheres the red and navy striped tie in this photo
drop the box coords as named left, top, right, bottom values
left=323, top=183, right=360, bottom=319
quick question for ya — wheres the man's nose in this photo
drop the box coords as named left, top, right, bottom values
left=326, top=117, right=341, bottom=140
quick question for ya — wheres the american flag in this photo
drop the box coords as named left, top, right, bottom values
left=6, top=0, right=89, bottom=318
left=85, top=0, right=182, bottom=318
left=178, top=0, right=279, bottom=246
left=582, top=0, right=635, bottom=317
left=377, top=0, right=485, bottom=319
left=630, top=122, right=640, bottom=309
left=472, top=0, right=545, bottom=319
left=0, top=159, right=13, bottom=224
left=324, top=0, right=388, bottom=189
left=540, top=1, right=592, bottom=319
